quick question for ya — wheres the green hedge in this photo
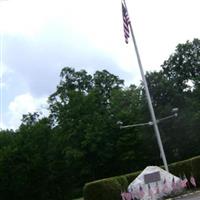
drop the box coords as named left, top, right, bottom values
left=83, top=171, right=141, bottom=200
left=83, top=155, right=200, bottom=200
left=83, top=178, right=121, bottom=200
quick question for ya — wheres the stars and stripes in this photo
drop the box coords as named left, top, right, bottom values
left=121, top=1, right=130, bottom=44
left=139, top=185, right=145, bottom=199
left=121, top=192, right=132, bottom=200
left=148, top=184, right=153, bottom=198
left=156, top=182, right=160, bottom=194
left=181, top=175, right=188, bottom=188
left=172, top=176, right=176, bottom=190
left=190, top=176, right=197, bottom=187
left=162, top=178, right=169, bottom=193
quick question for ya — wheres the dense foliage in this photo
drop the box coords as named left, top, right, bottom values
left=0, top=39, right=200, bottom=199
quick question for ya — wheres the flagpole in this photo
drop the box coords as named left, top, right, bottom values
left=123, top=0, right=169, bottom=172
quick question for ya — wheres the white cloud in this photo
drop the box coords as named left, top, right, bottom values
left=0, top=0, right=67, bottom=37
left=1, top=0, right=200, bottom=130
left=4, top=93, right=48, bottom=130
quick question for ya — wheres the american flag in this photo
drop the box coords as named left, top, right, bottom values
left=162, top=178, right=169, bottom=194
left=122, top=1, right=130, bottom=44
left=121, top=192, right=132, bottom=200
left=156, top=182, right=160, bottom=194
left=176, top=179, right=182, bottom=190
left=190, top=176, right=197, bottom=187
left=139, top=185, right=145, bottom=198
left=181, top=175, right=188, bottom=188
left=148, top=184, right=153, bottom=198
left=172, top=176, right=176, bottom=190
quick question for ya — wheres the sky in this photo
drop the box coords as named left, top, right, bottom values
left=0, top=0, right=200, bottom=130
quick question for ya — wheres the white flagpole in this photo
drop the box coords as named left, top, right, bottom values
left=123, top=0, right=169, bottom=172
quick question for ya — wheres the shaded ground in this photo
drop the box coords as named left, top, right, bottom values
left=168, top=191, right=200, bottom=200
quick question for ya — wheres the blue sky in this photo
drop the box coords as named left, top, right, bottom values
left=0, top=0, right=200, bottom=129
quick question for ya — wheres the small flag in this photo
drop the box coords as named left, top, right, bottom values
left=176, top=179, right=182, bottom=191
left=121, top=192, right=132, bottom=200
left=121, top=191, right=126, bottom=200
left=148, top=184, right=153, bottom=198
left=122, top=1, right=130, bottom=44
left=181, top=179, right=187, bottom=188
left=139, top=185, right=145, bottom=198
left=172, top=176, right=176, bottom=191
left=130, top=191, right=136, bottom=200
left=162, top=178, right=169, bottom=193
left=181, top=175, right=188, bottom=188
left=190, top=176, right=197, bottom=187
left=156, top=182, right=160, bottom=194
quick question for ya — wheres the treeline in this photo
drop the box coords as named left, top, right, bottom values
left=0, top=39, right=200, bottom=199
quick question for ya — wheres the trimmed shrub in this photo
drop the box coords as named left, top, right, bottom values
left=83, top=171, right=141, bottom=200
left=169, top=158, right=192, bottom=178
left=115, top=176, right=129, bottom=191
left=190, top=156, right=200, bottom=185
left=83, top=178, right=122, bottom=200
left=124, top=171, right=141, bottom=185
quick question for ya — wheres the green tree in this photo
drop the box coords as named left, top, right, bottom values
left=0, top=114, right=53, bottom=200
left=110, top=85, right=152, bottom=171
left=162, top=38, right=200, bottom=91
left=48, top=67, right=149, bottom=186
left=144, top=39, right=200, bottom=162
